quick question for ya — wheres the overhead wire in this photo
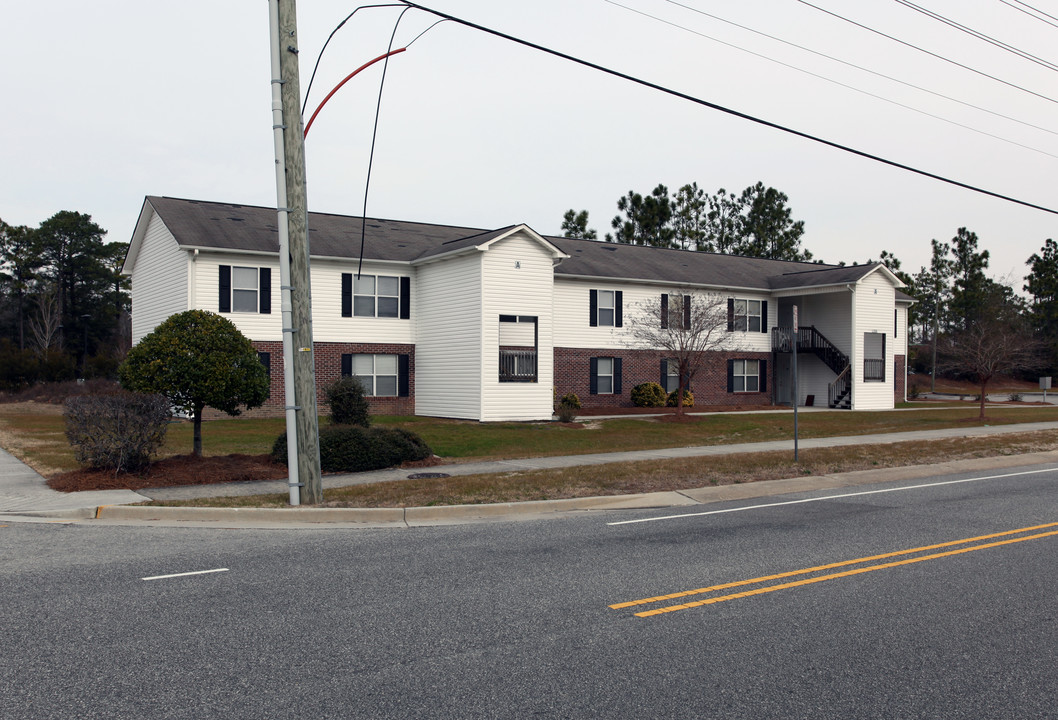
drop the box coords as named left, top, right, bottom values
left=605, top=0, right=1058, bottom=159
left=1000, top=0, right=1058, bottom=30
left=894, top=0, right=1058, bottom=72
left=396, top=1, right=1058, bottom=216
left=1012, top=0, right=1058, bottom=25
left=797, top=0, right=1058, bottom=106
left=659, top=0, right=1058, bottom=138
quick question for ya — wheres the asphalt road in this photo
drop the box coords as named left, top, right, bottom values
left=3, top=462, right=1057, bottom=719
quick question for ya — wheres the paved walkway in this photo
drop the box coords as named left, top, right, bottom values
left=4, top=420, right=1058, bottom=516
left=0, top=446, right=148, bottom=514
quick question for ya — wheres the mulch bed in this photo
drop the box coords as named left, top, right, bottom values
left=47, top=454, right=287, bottom=493
left=577, top=405, right=774, bottom=416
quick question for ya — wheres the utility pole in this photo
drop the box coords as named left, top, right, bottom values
left=269, top=0, right=323, bottom=504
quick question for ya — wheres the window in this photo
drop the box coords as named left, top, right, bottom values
left=661, top=294, right=690, bottom=330
left=727, top=359, right=767, bottom=393
left=732, top=359, right=760, bottom=392
left=342, top=274, right=410, bottom=319
left=864, top=332, right=886, bottom=381
left=340, top=353, right=410, bottom=397
left=590, top=289, right=623, bottom=327
left=590, top=357, right=623, bottom=395
left=661, top=358, right=681, bottom=393
left=731, top=299, right=763, bottom=332
left=499, top=315, right=538, bottom=383
left=219, top=265, right=271, bottom=314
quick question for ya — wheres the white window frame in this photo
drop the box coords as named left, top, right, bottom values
left=732, top=359, right=760, bottom=392
left=353, top=274, right=400, bottom=318
left=597, top=290, right=615, bottom=327
left=350, top=354, right=399, bottom=397
left=231, top=266, right=259, bottom=313
left=733, top=299, right=762, bottom=333
left=596, top=357, right=615, bottom=394
left=664, top=359, right=680, bottom=393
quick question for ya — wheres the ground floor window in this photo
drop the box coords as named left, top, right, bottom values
left=590, top=357, right=622, bottom=394
left=341, top=353, right=410, bottom=397
left=661, top=359, right=681, bottom=393
left=728, top=358, right=767, bottom=393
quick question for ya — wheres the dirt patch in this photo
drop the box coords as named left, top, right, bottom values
left=47, top=453, right=287, bottom=492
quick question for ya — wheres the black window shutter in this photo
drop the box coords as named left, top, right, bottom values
left=259, top=268, right=271, bottom=314
left=661, top=294, right=669, bottom=329
left=399, top=277, right=411, bottom=320
left=219, top=265, right=231, bottom=313
left=759, top=359, right=767, bottom=393
left=258, top=351, right=271, bottom=376
left=615, top=291, right=623, bottom=327
left=398, top=354, right=410, bottom=397
left=727, top=359, right=735, bottom=392
left=589, top=357, right=599, bottom=394
left=341, top=354, right=352, bottom=377
left=760, top=300, right=768, bottom=333
left=660, top=358, right=668, bottom=387
left=683, top=295, right=691, bottom=330
left=341, top=273, right=352, bottom=317
left=727, top=298, right=734, bottom=331
left=589, top=289, right=598, bottom=327
left=614, top=357, right=623, bottom=395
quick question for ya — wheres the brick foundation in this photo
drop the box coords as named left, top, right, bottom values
left=206, top=341, right=416, bottom=419
left=554, top=347, right=774, bottom=409
left=895, top=354, right=906, bottom=401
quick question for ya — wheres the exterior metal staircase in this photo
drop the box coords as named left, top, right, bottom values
left=772, top=326, right=851, bottom=409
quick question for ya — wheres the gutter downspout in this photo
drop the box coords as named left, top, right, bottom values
left=848, top=283, right=856, bottom=410
left=268, top=0, right=300, bottom=506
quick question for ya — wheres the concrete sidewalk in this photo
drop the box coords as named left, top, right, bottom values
left=2, top=420, right=1058, bottom=526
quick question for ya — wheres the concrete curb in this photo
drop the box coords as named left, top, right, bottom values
left=10, top=449, right=1057, bottom=528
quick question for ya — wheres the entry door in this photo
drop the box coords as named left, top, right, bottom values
left=775, top=354, right=792, bottom=405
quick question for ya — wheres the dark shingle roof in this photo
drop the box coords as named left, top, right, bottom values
left=143, top=196, right=898, bottom=293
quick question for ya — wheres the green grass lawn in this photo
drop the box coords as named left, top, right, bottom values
left=4, top=401, right=1058, bottom=476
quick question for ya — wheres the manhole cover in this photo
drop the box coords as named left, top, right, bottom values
left=407, top=472, right=451, bottom=479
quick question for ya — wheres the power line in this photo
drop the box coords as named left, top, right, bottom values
left=660, top=0, right=1058, bottom=138
left=397, top=2, right=1058, bottom=216
left=894, top=0, right=1058, bottom=72
left=797, top=0, right=1058, bottom=106
left=1000, top=0, right=1058, bottom=30
left=1013, top=0, right=1058, bottom=25
left=605, top=0, right=1058, bottom=159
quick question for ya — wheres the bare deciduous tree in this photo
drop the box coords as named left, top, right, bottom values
left=29, top=283, right=62, bottom=357
left=938, top=313, right=1044, bottom=419
left=625, top=289, right=736, bottom=416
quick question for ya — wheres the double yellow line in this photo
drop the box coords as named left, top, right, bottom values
left=611, top=521, right=1058, bottom=618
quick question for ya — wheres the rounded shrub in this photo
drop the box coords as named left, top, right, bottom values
left=559, top=392, right=581, bottom=409
left=631, top=382, right=667, bottom=408
left=325, top=376, right=371, bottom=427
left=666, top=389, right=694, bottom=407
left=272, top=425, right=432, bottom=473
left=64, top=391, right=172, bottom=472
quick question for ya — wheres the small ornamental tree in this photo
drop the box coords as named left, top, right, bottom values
left=119, top=310, right=269, bottom=455
left=625, top=289, right=735, bottom=416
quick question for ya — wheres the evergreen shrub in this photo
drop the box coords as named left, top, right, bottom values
left=272, top=425, right=432, bottom=473
left=631, top=382, right=666, bottom=408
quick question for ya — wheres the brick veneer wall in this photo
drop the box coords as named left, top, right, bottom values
left=206, top=341, right=416, bottom=419
left=895, top=354, right=906, bottom=401
left=554, top=347, right=774, bottom=408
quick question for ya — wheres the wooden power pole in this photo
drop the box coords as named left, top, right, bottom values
left=270, top=0, right=323, bottom=504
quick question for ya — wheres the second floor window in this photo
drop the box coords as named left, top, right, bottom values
left=590, top=289, right=623, bottom=327
left=733, top=299, right=762, bottom=332
left=355, top=275, right=399, bottom=317
left=219, top=265, right=271, bottom=314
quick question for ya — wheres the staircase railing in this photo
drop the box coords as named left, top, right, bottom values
left=771, top=326, right=850, bottom=376
left=828, top=365, right=851, bottom=408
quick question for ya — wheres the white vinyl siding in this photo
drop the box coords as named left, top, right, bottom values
left=193, top=254, right=281, bottom=341
left=313, top=260, right=414, bottom=344
left=481, top=231, right=554, bottom=421
left=793, top=289, right=853, bottom=407
left=414, top=253, right=482, bottom=419
left=852, top=271, right=896, bottom=409
left=129, top=212, right=188, bottom=343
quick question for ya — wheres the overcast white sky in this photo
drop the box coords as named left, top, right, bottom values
left=3, top=0, right=1057, bottom=286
